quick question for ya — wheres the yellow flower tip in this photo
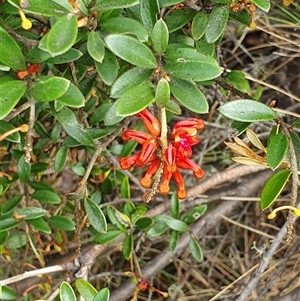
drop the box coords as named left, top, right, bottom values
left=19, top=124, right=29, bottom=132
left=249, top=21, right=256, bottom=29
left=19, top=9, right=32, bottom=30
left=268, top=205, right=300, bottom=220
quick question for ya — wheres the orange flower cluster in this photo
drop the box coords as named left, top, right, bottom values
left=119, top=109, right=205, bottom=199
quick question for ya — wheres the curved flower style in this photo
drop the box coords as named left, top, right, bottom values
left=119, top=109, right=205, bottom=199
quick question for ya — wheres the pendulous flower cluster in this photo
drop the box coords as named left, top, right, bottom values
left=119, top=109, right=205, bottom=199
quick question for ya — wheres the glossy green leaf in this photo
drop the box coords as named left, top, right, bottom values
left=57, top=82, right=85, bottom=108
left=169, top=230, right=179, bottom=252
left=225, top=70, right=251, bottom=94
left=183, top=205, right=207, bottom=224
left=171, top=193, right=180, bottom=219
left=131, top=206, right=147, bottom=224
left=54, top=146, right=68, bottom=173
left=95, top=49, right=119, bottom=86
left=170, top=78, right=208, bottom=113
left=267, top=133, right=288, bottom=170
left=0, top=80, right=27, bottom=120
left=260, top=169, right=292, bottom=210
left=105, top=34, right=157, bottom=69
left=123, top=201, right=136, bottom=217
left=116, top=84, right=155, bottom=117
left=29, top=181, right=56, bottom=193
left=231, top=121, right=251, bottom=135
left=195, top=36, right=215, bottom=56
left=50, top=215, right=75, bottom=231
left=205, top=4, right=229, bottom=44
left=164, top=7, right=197, bottom=32
left=93, top=288, right=110, bottom=301
left=191, top=11, right=208, bottom=40
left=94, top=226, right=124, bottom=244
left=88, top=31, right=105, bottom=63
left=155, top=78, right=170, bottom=107
left=166, top=219, right=189, bottom=232
left=0, top=231, right=9, bottom=245
left=91, top=0, right=139, bottom=11
left=18, top=155, right=31, bottom=183
left=7, top=0, right=69, bottom=16
left=16, top=207, right=48, bottom=220
left=122, top=233, right=133, bottom=260
left=106, top=206, right=127, bottom=231
left=26, top=44, right=52, bottom=63
left=135, top=217, right=154, bottom=230
left=251, top=0, right=270, bottom=12
left=104, top=102, right=124, bottom=126
left=5, top=234, right=26, bottom=249
left=0, top=286, right=17, bottom=301
left=147, top=215, right=173, bottom=237
left=60, top=282, right=76, bottom=301
left=229, top=9, right=251, bottom=26
left=84, top=198, right=107, bottom=233
left=151, top=19, right=169, bottom=54
left=0, top=26, right=26, bottom=70
left=0, top=218, right=21, bottom=231
left=52, top=107, right=94, bottom=147
left=0, top=195, right=22, bottom=215
left=28, top=217, right=51, bottom=234
left=292, top=118, right=300, bottom=129
left=102, top=17, right=148, bottom=42
left=0, top=121, right=20, bottom=143
left=111, top=67, right=153, bottom=99
left=75, top=279, right=97, bottom=300
left=140, top=0, right=159, bottom=33
left=46, top=48, right=83, bottom=64
left=164, top=99, right=182, bottom=115
left=39, top=14, right=78, bottom=56
left=290, top=131, right=300, bottom=170
left=31, top=76, right=70, bottom=102
left=218, top=100, right=277, bottom=122
left=120, top=177, right=130, bottom=199
left=159, top=0, right=184, bottom=7
left=31, top=190, right=61, bottom=204
left=189, top=236, right=203, bottom=262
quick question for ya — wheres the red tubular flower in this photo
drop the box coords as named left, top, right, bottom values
left=122, top=130, right=152, bottom=144
left=176, top=157, right=205, bottom=179
left=173, top=131, right=200, bottom=158
left=140, top=159, right=161, bottom=188
left=119, top=153, right=141, bottom=170
left=136, top=109, right=161, bottom=137
left=172, top=170, right=187, bottom=199
left=172, top=118, right=204, bottom=133
left=159, top=165, right=173, bottom=195
left=136, top=139, right=157, bottom=167
left=164, top=143, right=177, bottom=173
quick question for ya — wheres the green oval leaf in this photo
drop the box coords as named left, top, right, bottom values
left=52, top=107, right=94, bottom=147
left=205, top=4, right=229, bottom=44
left=218, top=100, right=277, bottom=122
left=5, top=234, right=27, bottom=249
left=191, top=11, right=208, bottom=40
left=104, top=102, right=124, bottom=126
left=31, top=76, right=70, bottom=102
left=39, top=14, right=78, bottom=56
left=94, top=226, right=124, bottom=245
left=155, top=78, right=170, bottom=107
left=54, top=146, right=68, bottom=173
left=18, top=155, right=31, bottom=183
left=91, top=0, right=139, bottom=11
left=0, top=121, right=21, bottom=142
left=105, top=34, right=157, bottom=69
left=31, top=190, right=61, bottom=204
left=57, top=82, right=85, bottom=108
left=0, top=231, right=9, bottom=245
left=16, top=207, right=48, bottom=220
left=111, top=67, right=153, bottom=99
left=84, top=198, right=107, bottom=233
left=189, top=236, right=203, bottom=262
left=116, top=84, right=155, bottom=117
left=0, top=286, right=17, bottom=301
left=28, top=217, right=51, bottom=234
left=75, top=279, right=97, bottom=300
left=267, top=133, right=288, bottom=170
left=88, top=31, right=105, bottom=63
left=50, top=215, right=75, bottom=231
left=46, top=48, right=83, bottom=64
left=251, top=0, right=270, bottom=12
left=151, top=19, right=169, bottom=55
left=169, top=229, right=179, bottom=252
left=0, top=26, right=26, bottom=70
left=260, top=169, right=292, bottom=210
left=290, top=131, right=300, bottom=170
left=122, top=233, right=133, bottom=260
left=93, top=288, right=110, bottom=301
left=60, top=282, right=76, bottom=301
left=183, top=205, right=207, bottom=224
left=170, top=78, right=208, bottom=113
left=131, top=206, right=147, bottom=224
left=147, top=215, right=173, bottom=237
left=120, top=177, right=130, bottom=199
left=0, top=80, right=27, bottom=120
left=135, top=217, right=154, bottom=230
left=0, top=195, right=22, bottom=215
left=166, top=219, right=189, bottom=232
left=0, top=218, right=22, bottom=231
left=171, top=193, right=180, bottom=219
left=102, top=17, right=148, bottom=42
